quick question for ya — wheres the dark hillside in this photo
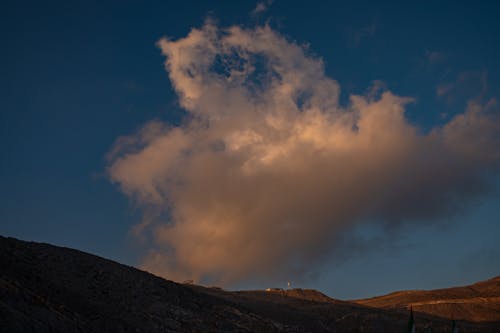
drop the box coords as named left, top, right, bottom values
left=355, top=277, right=500, bottom=322
left=1, top=236, right=498, bottom=332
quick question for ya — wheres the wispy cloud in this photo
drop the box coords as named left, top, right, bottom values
left=251, top=0, right=273, bottom=16
left=108, top=22, right=500, bottom=286
left=347, top=19, right=377, bottom=47
left=425, top=50, right=446, bottom=64
left=437, top=70, right=488, bottom=103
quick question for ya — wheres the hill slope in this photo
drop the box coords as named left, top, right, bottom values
left=355, top=277, right=500, bottom=322
left=0, top=236, right=282, bottom=332
left=1, top=235, right=499, bottom=332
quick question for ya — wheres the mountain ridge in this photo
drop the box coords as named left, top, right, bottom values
left=354, top=276, right=500, bottom=322
left=1, top=235, right=499, bottom=332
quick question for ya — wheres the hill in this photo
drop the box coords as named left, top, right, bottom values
left=355, top=276, right=500, bottom=322
left=1, top=235, right=499, bottom=332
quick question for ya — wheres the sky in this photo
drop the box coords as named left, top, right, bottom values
left=1, top=0, right=500, bottom=299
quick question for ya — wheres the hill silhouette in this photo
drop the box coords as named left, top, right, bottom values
left=1, top=235, right=499, bottom=332
left=355, top=276, right=500, bottom=322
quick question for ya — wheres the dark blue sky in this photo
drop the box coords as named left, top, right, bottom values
left=1, top=0, right=499, bottom=299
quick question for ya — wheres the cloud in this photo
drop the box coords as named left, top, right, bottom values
left=425, top=50, right=446, bottom=64
left=347, top=20, right=377, bottom=47
left=436, top=70, right=488, bottom=103
left=108, top=22, right=500, bottom=286
left=251, top=0, right=273, bottom=16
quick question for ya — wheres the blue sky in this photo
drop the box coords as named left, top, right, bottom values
left=1, top=0, right=499, bottom=299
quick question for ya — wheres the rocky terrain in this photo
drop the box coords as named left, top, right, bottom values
left=355, top=276, right=500, bottom=322
left=1, top=235, right=499, bottom=332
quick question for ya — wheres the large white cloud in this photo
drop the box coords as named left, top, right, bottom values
left=108, top=22, right=500, bottom=285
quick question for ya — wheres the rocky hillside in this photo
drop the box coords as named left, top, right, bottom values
left=0, top=236, right=281, bottom=332
left=1, top=235, right=499, bottom=332
left=355, top=276, right=500, bottom=322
